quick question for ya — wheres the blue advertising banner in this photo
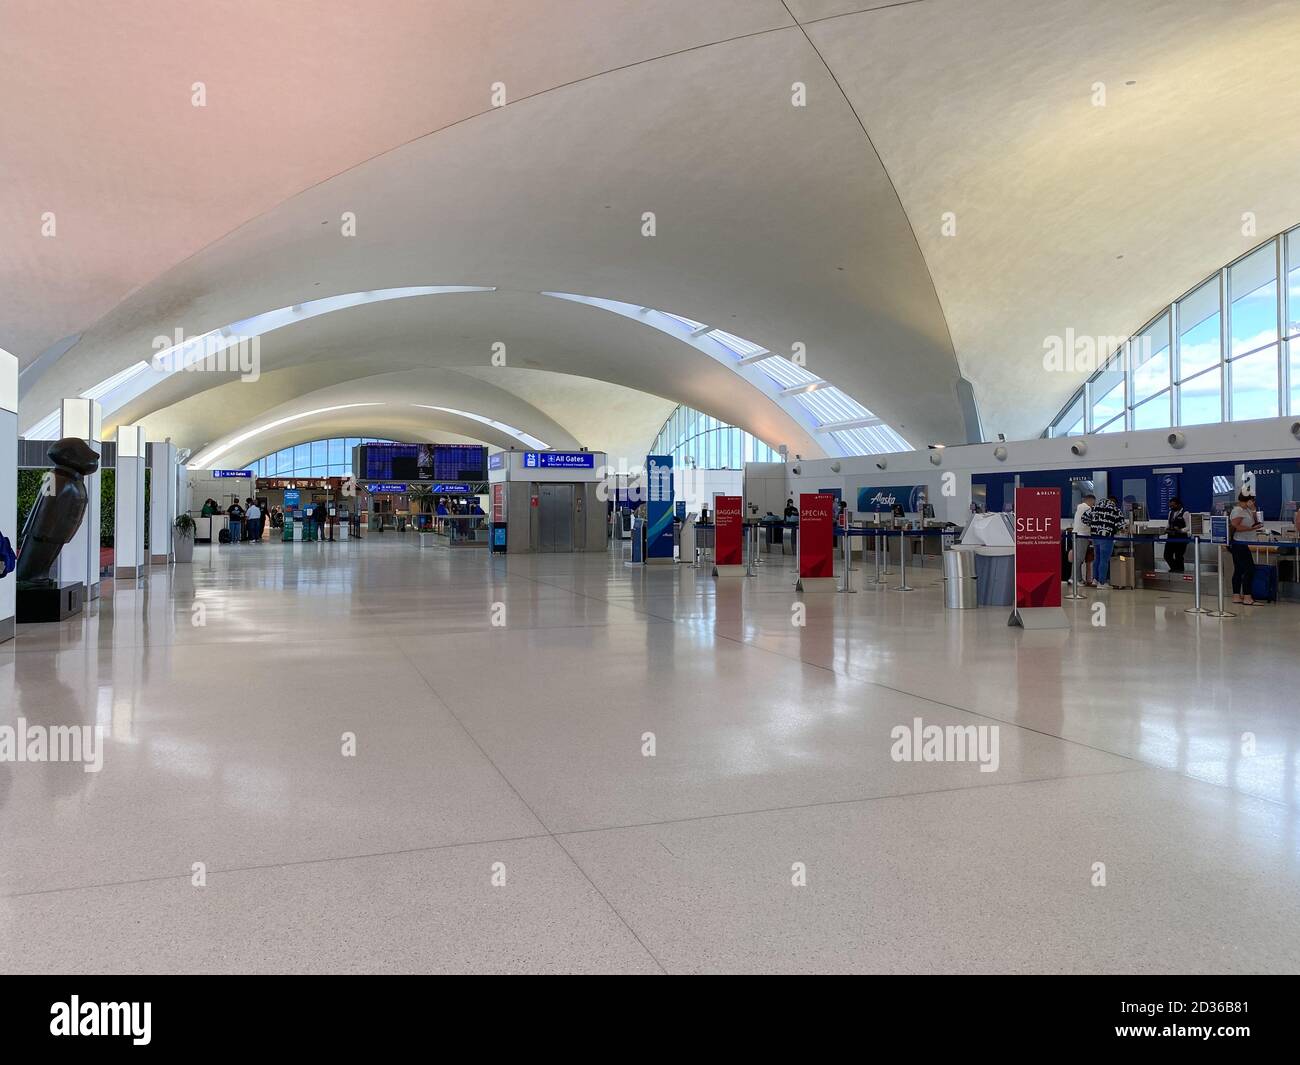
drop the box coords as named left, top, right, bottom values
left=522, top=451, right=595, bottom=469
left=488, top=452, right=506, bottom=470
left=645, top=454, right=674, bottom=559
left=857, top=485, right=926, bottom=513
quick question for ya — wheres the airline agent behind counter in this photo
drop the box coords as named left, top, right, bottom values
left=1164, top=496, right=1189, bottom=574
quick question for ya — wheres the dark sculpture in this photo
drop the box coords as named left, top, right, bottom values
left=16, top=437, right=100, bottom=586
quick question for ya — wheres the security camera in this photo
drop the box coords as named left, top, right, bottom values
left=829, top=461, right=841, bottom=473
left=1167, top=431, right=1186, bottom=449
left=791, top=464, right=802, bottom=476
left=929, top=452, right=942, bottom=466
left=875, top=459, right=887, bottom=471
left=1291, top=422, right=1300, bottom=439
left=1070, top=441, right=1087, bottom=457
left=993, top=445, right=1008, bottom=461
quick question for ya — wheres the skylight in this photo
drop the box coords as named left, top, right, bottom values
left=705, top=328, right=767, bottom=359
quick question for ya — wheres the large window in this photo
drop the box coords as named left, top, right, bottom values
left=1047, top=223, right=1300, bottom=436
left=1088, top=353, right=1126, bottom=431
left=650, top=406, right=782, bottom=469
left=242, top=437, right=393, bottom=479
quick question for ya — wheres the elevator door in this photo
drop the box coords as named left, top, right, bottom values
left=538, top=483, right=574, bottom=552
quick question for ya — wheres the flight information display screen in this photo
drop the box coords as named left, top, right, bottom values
left=425, top=444, right=487, bottom=481
left=362, top=443, right=486, bottom=482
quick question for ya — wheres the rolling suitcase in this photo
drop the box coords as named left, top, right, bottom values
left=1251, top=563, right=1278, bottom=603
left=1109, top=554, right=1136, bottom=589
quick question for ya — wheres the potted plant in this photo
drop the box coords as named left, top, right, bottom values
left=173, top=513, right=196, bottom=563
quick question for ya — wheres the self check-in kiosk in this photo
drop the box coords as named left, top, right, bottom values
left=487, top=449, right=607, bottom=553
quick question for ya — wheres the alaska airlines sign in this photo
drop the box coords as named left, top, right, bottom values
left=857, top=485, right=926, bottom=513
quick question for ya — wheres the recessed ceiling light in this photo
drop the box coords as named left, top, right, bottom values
left=1125, top=80, right=1137, bottom=86
left=1116, top=254, right=1124, bottom=260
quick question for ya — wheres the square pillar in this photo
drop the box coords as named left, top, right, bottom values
left=0, top=349, right=16, bottom=644
left=115, top=425, right=147, bottom=580
left=149, top=440, right=177, bottom=564
left=55, top=398, right=102, bottom=598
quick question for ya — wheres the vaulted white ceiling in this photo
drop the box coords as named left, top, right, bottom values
left=4, top=0, right=1298, bottom=458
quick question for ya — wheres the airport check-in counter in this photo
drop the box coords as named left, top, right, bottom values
left=194, top=514, right=230, bottom=543
left=1062, top=514, right=1300, bottom=599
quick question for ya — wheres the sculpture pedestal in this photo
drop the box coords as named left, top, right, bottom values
left=17, top=582, right=83, bottom=623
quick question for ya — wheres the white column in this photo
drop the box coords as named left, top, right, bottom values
left=149, top=440, right=177, bottom=564
left=0, top=348, right=16, bottom=643
left=56, top=398, right=102, bottom=597
left=115, top=425, right=147, bottom=580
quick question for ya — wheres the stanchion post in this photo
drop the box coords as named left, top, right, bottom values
left=896, top=530, right=914, bottom=592
left=873, top=529, right=883, bottom=585
left=1064, top=529, right=1087, bottom=600
left=838, top=525, right=856, bottom=593
left=1206, top=543, right=1237, bottom=618
left=1185, top=536, right=1208, bottom=614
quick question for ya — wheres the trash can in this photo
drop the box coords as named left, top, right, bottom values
left=943, top=547, right=978, bottom=608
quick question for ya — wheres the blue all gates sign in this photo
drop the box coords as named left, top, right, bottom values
left=522, top=451, right=595, bottom=469
left=645, top=454, right=674, bottom=560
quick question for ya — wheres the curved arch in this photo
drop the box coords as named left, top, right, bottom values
left=27, top=283, right=911, bottom=460
left=542, top=292, right=912, bottom=456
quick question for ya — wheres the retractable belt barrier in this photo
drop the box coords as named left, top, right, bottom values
left=831, top=528, right=961, bottom=594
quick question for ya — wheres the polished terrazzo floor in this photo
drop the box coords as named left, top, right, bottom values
left=2, top=538, right=1298, bottom=973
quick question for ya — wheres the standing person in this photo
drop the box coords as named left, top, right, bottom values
left=1072, top=492, right=1096, bottom=587
left=1164, top=496, right=1188, bottom=574
left=1088, top=495, right=1123, bottom=588
left=226, top=498, right=244, bottom=544
left=246, top=499, right=262, bottom=543
left=783, top=497, right=798, bottom=521
left=1230, top=492, right=1263, bottom=605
